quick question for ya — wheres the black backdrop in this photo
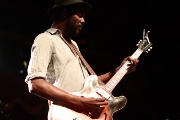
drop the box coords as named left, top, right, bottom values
left=0, top=0, right=180, bottom=120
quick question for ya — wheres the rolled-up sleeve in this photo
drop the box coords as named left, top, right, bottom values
left=25, top=33, right=52, bottom=83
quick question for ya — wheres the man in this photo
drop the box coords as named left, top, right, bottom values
left=25, top=0, right=139, bottom=119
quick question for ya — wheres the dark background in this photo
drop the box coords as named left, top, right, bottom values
left=0, top=0, right=180, bottom=120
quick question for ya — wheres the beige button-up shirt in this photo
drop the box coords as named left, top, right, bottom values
left=26, top=28, right=89, bottom=92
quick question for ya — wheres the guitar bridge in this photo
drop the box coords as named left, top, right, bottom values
left=96, top=88, right=111, bottom=100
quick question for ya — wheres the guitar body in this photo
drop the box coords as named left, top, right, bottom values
left=48, top=75, right=127, bottom=120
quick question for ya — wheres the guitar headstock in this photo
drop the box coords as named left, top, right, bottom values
left=136, top=29, right=153, bottom=53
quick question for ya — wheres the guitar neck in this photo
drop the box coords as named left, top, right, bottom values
left=104, top=48, right=143, bottom=93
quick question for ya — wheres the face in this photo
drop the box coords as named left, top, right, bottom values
left=66, top=8, right=86, bottom=38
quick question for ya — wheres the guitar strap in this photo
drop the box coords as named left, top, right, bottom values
left=58, top=33, right=96, bottom=75
left=70, top=43, right=96, bottom=75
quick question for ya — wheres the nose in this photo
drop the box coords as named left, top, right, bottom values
left=80, top=17, right=85, bottom=24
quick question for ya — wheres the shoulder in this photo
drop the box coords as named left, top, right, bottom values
left=33, top=28, right=57, bottom=44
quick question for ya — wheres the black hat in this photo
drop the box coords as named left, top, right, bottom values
left=48, top=0, right=92, bottom=15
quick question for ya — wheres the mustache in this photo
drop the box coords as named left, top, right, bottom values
left=78, top=24, right=83, bottom=28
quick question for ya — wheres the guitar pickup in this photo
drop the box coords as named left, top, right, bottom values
left=96, top=88, right=111, bottom=100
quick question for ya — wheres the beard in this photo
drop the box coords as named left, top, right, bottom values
left=70, top=25, right=82, bottom=38
left=67, top=19, right=83, bottom=39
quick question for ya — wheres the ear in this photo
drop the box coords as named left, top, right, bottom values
left=62, top=9, right=69, bottom=18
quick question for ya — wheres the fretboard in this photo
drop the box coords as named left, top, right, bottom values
left=104, top=48, right=143, bottom=93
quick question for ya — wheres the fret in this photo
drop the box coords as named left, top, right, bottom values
left=106, top=83, right=112, bottom=88
left=112, top=79, right=117, bottom=83
left=106, top=86, right=113, bottom=91
left=104, top=86, right=111, bottom=92
left=104, top=86, right=111, bottom=93
left=109, top=82, right=115, bottom=86
left=132, top=49, right=142, bottom=59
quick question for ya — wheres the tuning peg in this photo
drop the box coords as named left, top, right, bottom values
left=146, top=47, right=152, bottom=53
left=138, top=40, right=142, bottom=43
left=136, top=40, right=142, bottom=46
left=148, top=47, right=153, bottom=51
left=146, top=50, right=150, bottom=53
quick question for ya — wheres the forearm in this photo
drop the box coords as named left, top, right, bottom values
left=28, top=79, right=78, bottom=105
left=98, top=72, right=111, bottom=84
left=98, top=66, right=121, bottom=84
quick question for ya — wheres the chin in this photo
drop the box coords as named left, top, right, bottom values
left=70, top=32, right=79, bottom=38
left=75, top=30, right=80, bottom=36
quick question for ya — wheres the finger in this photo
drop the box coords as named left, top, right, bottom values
left=96, top=101, right=108, bottom=106
left=128, top=58, right=139, bottom=65
left=97, top=107, right=104, bottom=112
left=95, top=97, right=106, bottom=102
left=125, top=56, right=132, bottom=63
left=135, top=59, right=139, bottom=64
left=131, top=60, right=139, bottom=68
left=96, top=105, right=105, bottom=112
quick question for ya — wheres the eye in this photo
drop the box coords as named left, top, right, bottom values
left=76, top=12, right=85, bottom=18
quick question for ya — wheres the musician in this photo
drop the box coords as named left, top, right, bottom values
left=25, top=0, right=139, bottom=119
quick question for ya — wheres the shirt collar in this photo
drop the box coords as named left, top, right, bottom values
left=46, top=28, right=61, bottom=35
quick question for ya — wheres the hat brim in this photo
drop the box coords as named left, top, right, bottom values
left=47, top=2, right=92, bottom=16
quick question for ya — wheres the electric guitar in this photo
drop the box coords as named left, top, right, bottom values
left=49, top=29, right=153, bottom=120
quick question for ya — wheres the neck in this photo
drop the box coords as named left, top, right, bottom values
left=52, top=22, right=71, bottom=42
